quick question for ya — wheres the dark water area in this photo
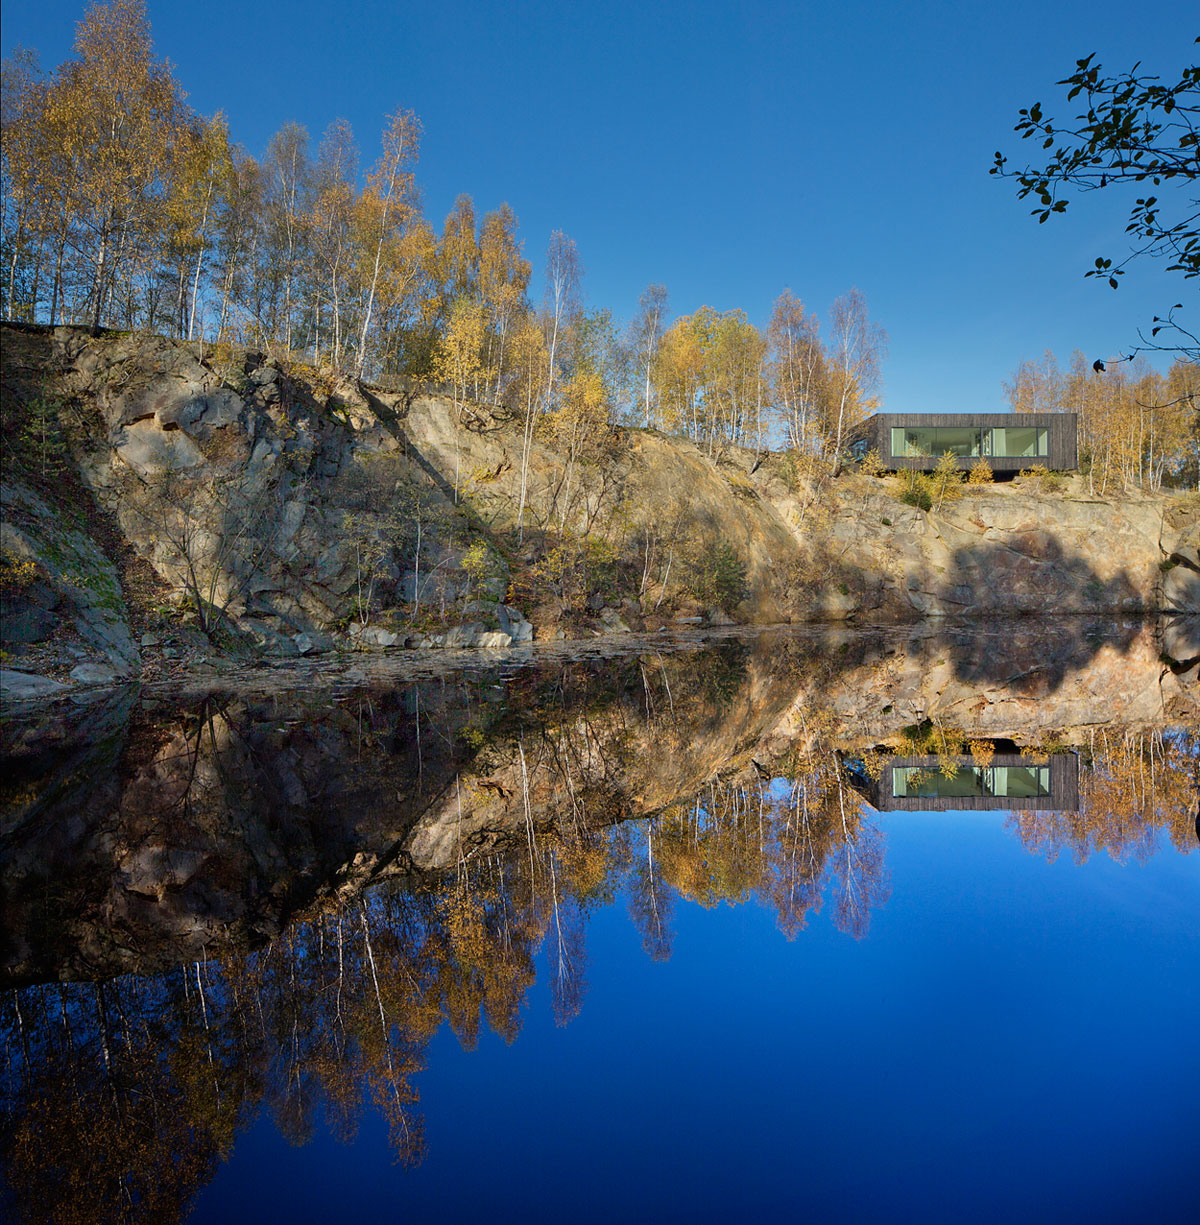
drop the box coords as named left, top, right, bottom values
left=1, top=621, right=1197, bottom=1224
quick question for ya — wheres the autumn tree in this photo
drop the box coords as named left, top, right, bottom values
left=438, top=194, right=480, bottom=303
left=822, top=288, right=887, bottom=474
left=653, top=310, right=706, bottom=436
left=1007, top=346, right=1197, bottom=490
left=1, top=47, right=51, bottom=320
left=307, top=118, right=358, bottom=366
left=166, top=112, right=232, bottom=340
left=45, top=0, right=189, bottom=332
left=510, top=314, right=549, bottom=539
left=477, top=203, right=531, bottom=404
left=628, top=283, right=669, bottom=427
left=355, top=108, right=421, bottom=377
left=543, top=229, right=583, bottom=410
left=768, top=289, right=826, bottom=453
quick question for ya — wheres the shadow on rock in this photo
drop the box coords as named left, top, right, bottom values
left=941, top=535, right=1141, bottom=619
left=1162, top=615, right=1200, bottom=674
left=942, top=616, right=1141, bottom=696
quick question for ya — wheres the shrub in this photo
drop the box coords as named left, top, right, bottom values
left=461, top=540, right=493, bottom=590
left=1018, top=464, right=1065, bottom=492
left=967, top=459, right=993, bottom=485
left=18, top=397, right=68, bottom=479
left=685, top=539, right=748, bottom=613
left=930, top=451, right=964, bottom=507
left=526, top=533, right=621, bottom=610
left=0, top=553, right=39, bottom=595
left=857, top=447, right=887, bottom=477
left=900, top=483, right=933, bottom=511
left=897, top=468, right=934, bottom=510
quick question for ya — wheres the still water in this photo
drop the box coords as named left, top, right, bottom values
left=2, top=622, right=1197, bottom=1224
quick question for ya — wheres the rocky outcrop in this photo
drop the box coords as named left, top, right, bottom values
left=1, top=479, right=138, bottom=677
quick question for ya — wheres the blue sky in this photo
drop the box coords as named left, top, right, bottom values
left=3, top=0, right=1196, bottom=413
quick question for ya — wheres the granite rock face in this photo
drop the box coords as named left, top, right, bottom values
left=0, top=480, right=139, bottom=675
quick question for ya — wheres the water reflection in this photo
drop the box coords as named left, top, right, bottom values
left=1, top=622, right=1196, bottom=1224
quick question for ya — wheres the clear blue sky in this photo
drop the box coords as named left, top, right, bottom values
left=4, top=0, right=1197, bottom=413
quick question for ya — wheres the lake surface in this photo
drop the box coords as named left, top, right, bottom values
left=1, top=622, right=1197, bottom=1224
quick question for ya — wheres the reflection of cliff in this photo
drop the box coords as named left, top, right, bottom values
left=761, top=618, right=1196, bottom=754
left=3, top=622, right=1195, bottom=986
left=0, top=752, right=892, bottom=1225
left=1, top=723, right=1195, bottom=1225
left=0, top=641, right=799, bottom=985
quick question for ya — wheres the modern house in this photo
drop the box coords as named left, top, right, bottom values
left=850, top=412, right=1078, bottom=473
left=848, top=752, right=1080, bottom=813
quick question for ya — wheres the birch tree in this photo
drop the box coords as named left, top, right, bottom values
left=629, top=283, right=668, bottom=427
left=356, top=108, right=421, bottom=378
left=823, top=288, right=887, bottom=474
left=542, top=229, right=582, bottom=411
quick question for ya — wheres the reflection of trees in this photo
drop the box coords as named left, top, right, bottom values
left=1008, top=728, right=1199, bottom=862
left=2, top=718, right=1197, bottom=1222
left=0, top=740, right=882, bottom=1225
left=654, top=738, right=890, bottom=940
left=3, top=633, right=1198, bottom=1222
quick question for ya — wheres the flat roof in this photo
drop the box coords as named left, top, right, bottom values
left=861, top=412, right=1077, bottom=425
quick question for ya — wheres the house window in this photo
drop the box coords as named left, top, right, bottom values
left=890, top=426, right=984, bottom=458
left=989, top=427, right=1048, bottom=458
left=892, top=765, right=1051, bottom=798
left=889, top=425, right=1049, bottom=459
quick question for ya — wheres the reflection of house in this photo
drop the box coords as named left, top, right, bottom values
left=850, top=752, right=1080, bottom=812
left=850, top=413, right=1078, bottom=473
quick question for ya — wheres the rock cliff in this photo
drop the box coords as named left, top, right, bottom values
left=1, top=324, right=1196, bottom=689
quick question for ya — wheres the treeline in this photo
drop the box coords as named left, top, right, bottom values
left=1005, top=349, right=1200, bottom=490
left=0, top=0, right=885, bottom=461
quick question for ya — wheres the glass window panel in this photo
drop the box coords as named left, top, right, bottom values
left=992, top=427, right=1047, bottom=458
left=934, top=427, right=983, bottom=457
left=892, top=427, right=938, bottom=457
left=893, top=766, right=987, bottom=798
left=990, top=766, right=1050, bottom=797
left=894, top=763, right=1051, bottom=799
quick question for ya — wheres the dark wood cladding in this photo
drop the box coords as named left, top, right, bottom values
left=857, top=412, right=1078, bottom=472
left=867, top=753, right=1080, bottom=812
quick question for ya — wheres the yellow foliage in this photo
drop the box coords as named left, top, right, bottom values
left=930, top=451, right=964, bottom=507
left=0, top=554, right=39, bottom=594
left=1017, top=464, right=1065, bottom=492
left=857, top=447, right=887, bottom=477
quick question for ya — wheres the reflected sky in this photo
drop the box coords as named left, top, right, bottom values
left=186, top=814, right=1198, bottom=1225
